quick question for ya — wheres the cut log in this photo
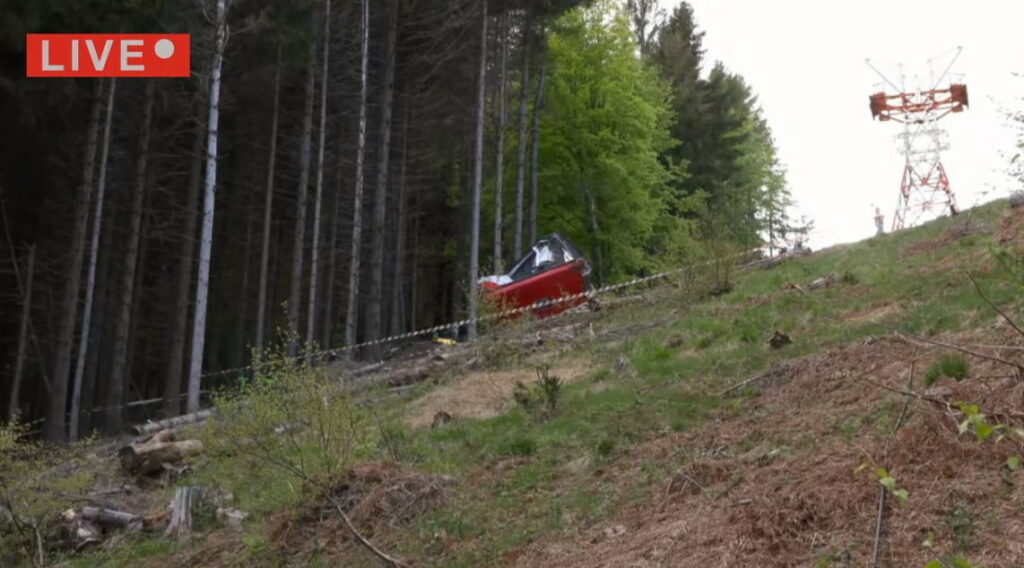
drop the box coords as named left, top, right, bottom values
left=61, top=509, right=101, bottom=551
left=81, top=506, right=142, bottom=533
left=166, top=485, right=203, bottom=539
left=132, top=408, right=216, bottom=435
left=119, top=439, right=203, bottom=476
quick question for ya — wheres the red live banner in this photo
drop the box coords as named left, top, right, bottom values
left=26, top=34, right=190, bottom=77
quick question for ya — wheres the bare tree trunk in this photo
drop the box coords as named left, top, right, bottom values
left=306, top=0, right=332, bottom=347
left=528, top=58, right=547, bottom=245
left=513, top=21, right=531, bottom=261
left=235, top=210, right=253, bottom=366
left=467, top=0, right=488, bottom=340
left=163, top=106, right=204, bottom=417
left=46, top=80, right=102, bottom=441
left=344, top=0, right=370, bottom=352
left=105, top=80, right=154, bottom=434
left=365, top=0, right=399, bottom=358
left=493, top=13, right=508, bottom=273
left=8, top=244, right=34, bottom=420
left=288, top=11, right=319, bottom=354
left=323, top=160, right=342, bottom=348
left=409, top=195, right=419, bottom=330
left=186, top=0, right=228, bottom=414
left=256, top=46, right=282, bottom=356
left=69, top=77, right=117, bottom=441
left=390, top=104, right=410, bottom=336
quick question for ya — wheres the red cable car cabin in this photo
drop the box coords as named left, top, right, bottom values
left=479, top=233, right=593, bottom=320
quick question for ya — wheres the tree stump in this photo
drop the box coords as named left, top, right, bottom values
left=165, top=485, right=204, bottom=539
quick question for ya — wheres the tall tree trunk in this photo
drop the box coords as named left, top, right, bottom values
left=344, top=0, right=370, bottom=352
left=323, top=152, right=343, bottom=348
left=528, top=58, right=547, bottom=245
left=493, top=13, right=508, bottom=273
left=105, top=80, right=154, bottom=434
left=390, top=104, right=409, bottom=335
left=8, top=244, right=34, bottom=420
left=235, top=210, right=253, bottom=366
left=69, top=78, right=116, bottom=441
left=163, top=106, right=204, bottom=417
left=306, top=0, right=332, bottom=346
left=81, top=204, right=116, bottom=431
left=365, top=0, right=399, bottom=358
left=513, top=20, right=531, bottom=260
left=46, top=79, right=102, bottom=441
left=186, top=0, right=228, bottom=414
left=255, top=46, right=282, bottom=356
left=467, top=0, right=488, bottom=340
left=288, top=10, right=319, bottom=354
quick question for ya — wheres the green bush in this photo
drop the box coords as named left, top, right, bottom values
left=1, top=419, right=97, bottom=566
left=502, top=437, right=538, bottom=457
left=512, top=366, right=563, bottom=422
left=199, top=338, right=372, bottom=496
left=923, top=354, right=970, bottom=387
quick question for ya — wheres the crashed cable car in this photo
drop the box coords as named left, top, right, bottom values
left=479, top=232, right=593, bottom=319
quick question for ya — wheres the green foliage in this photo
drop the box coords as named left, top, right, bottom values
left=924, top=354, right=970, bottom=386
left=501, top=437, right=538, bottom=457
left=943, top=502, right=977, bottom=553
left=513, top=366, right=563, bottom=422
left=956, top=403, right=995, bottom=442
left=198, top=340, right=372, bottom=498
left=540, top=0, right=697, bottom=283
left=1, top=419, right=98, bottom=566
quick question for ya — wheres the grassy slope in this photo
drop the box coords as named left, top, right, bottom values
left=64, top=199, right=1022, bottom=567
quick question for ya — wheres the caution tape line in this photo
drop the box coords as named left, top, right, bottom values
left=199, top=252, right=751, bottom=380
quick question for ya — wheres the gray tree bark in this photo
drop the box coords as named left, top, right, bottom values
left=344, top=0, right=371, bottom=352
left=186, top=0, right=228, bottom=414
left=69, top=77, right=117, bottom=441
left=365, top=0, right=399, bottom=358
left=288, top=10, right=319, bottom=354
left=529, top=58, right=547, bottom=245
left=390, top=104, right=410, bottom=336
left=493, top=13, right=508, bottom=273
left=306, top=0, right=333, bottom=346
left=8, top=244, right=34, bottom=420
left=513, top=21, right=531, bottom=261
left=467, top=0, right=488, bottom=340
left=45, top=80, right=102, bottom=441
left=163, top=104, right=204, bottom=417
left=255, top=46, right=282, bottom=356
left=105, top=80, right=154, bottom=434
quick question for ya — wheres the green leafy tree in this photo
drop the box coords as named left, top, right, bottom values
left=539, top=0, right=691, bottom=282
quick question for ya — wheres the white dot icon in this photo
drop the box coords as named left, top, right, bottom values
left=154, top=39, right=175, bottom=59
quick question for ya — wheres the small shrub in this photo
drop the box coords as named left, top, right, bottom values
left=377, top=419, right=416, bottom=463
left=595, top=438, right=616, bottom=459
left=512, top=366, right=563, bottom=422
left=924, top=354, right=970, bottom=386
left=839, top=270, right=859, bottom=285
left=1, top=419, right=97, bottom=566
left=944, top=502, right=976, bottom=552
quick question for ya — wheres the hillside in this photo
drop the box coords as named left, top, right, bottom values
left=5, top=198, right=1024, bottom=568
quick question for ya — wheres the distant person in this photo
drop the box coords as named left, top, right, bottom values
left=874, top=207, right=885, bottom=236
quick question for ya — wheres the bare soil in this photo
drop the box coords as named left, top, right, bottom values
left=512, top=331, right=1024, bottom=567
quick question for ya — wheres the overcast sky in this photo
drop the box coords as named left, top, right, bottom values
left=664, top=0, right=1024, bottom=248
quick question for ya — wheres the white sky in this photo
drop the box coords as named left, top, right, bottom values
left=665, top=0, right=1024, bottom=248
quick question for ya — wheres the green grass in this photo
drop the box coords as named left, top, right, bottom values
left=57, top=199, right=1024, bottom=567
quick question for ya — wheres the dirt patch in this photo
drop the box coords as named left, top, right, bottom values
left=513, top=331, right=1024, bottom=567
left=995, top=206, right=1024, bottom=250
left=405, top=360, right=592, bottom=428
left=265, top=462, right=454, bottom=565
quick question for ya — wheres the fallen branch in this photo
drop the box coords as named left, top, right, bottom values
left=895, top=332, right=1023, bottom=374
left=871, top=363, right=916, bottom=568
left=132, top=409, right=216, bottom=435
left=332, top=500, right=409, bottom=568
left=965, top=270, right=1024, bottom=340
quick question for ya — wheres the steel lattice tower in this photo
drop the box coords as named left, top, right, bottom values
left=867, top=50, right=969, bottom=231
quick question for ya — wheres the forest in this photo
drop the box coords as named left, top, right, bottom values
left=0, top=0, right=798, bottom=441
